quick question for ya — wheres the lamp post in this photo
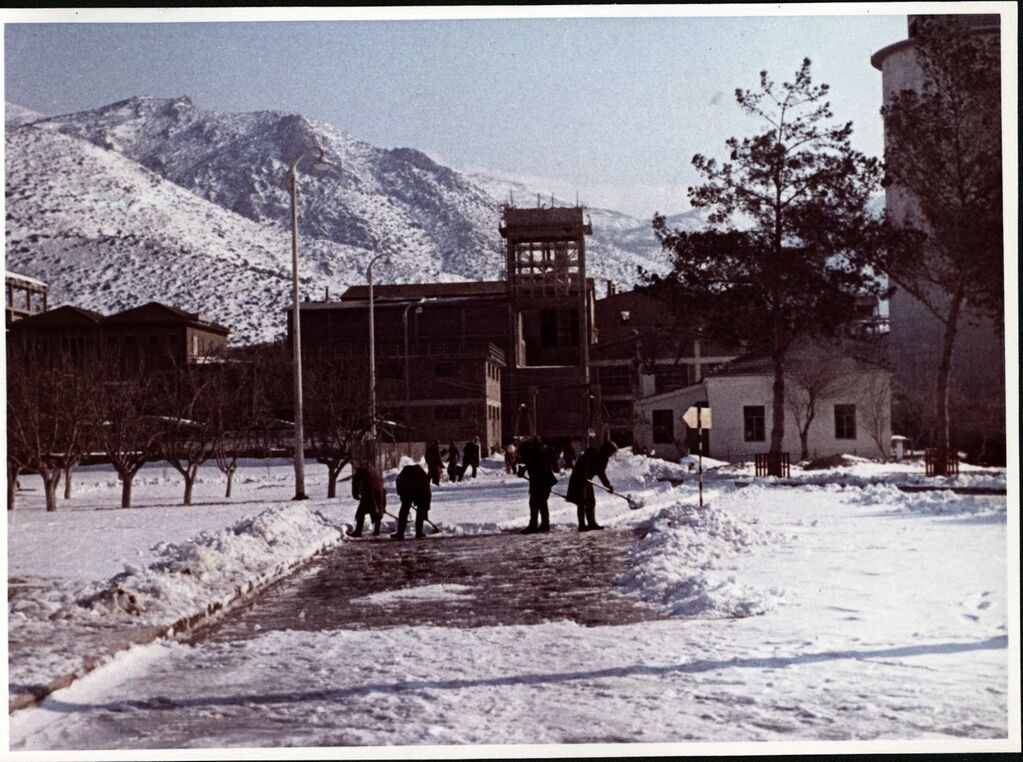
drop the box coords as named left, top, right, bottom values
left=403, top=299, right=425, bottom=436
left=366, top=251, right=389, bottom=465
left=287, top=146, right=333, bottom=501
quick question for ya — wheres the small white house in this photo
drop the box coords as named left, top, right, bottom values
left=634, top=338, right=892, bottom=463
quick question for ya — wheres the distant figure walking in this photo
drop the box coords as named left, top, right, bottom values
left=349, top=463, right=385, bottom=537
left=504, top=440, right=518, bottom=474
left=461, top=436, right=481, bottom=479
left=518, top=436, right=557, bottom=534
left=566, top=439, right=618, bottom=532
left=446, top=441, right=461, bottom=482
left=393, top=464, right=432, bottom=540
left=424, top=439, right=444, bottom=486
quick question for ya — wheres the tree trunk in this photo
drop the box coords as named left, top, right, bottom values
left=183, top=474, right=195, bottom=506
left=120, top=472, right=134, bottom=508
left=43, top=472, right=61, bottom=512
left=225, top=468, right=235, bottom=498
left=7, top=465, right=20, bottom=511
left=63, top=462, right=75, bottom=499
left=769, top=324, right=787, bottom=476
left=934, top=290, right=964, bottom=476
left=327, top=467, right=338, bottom=499
left=799, top=431, right=810, bottom=462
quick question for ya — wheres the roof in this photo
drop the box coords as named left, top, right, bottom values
left=8, top=304, right=104, bottom=327
left=341, top=282, right=508, bottom=301
left=105, top=302, right=230, bottom=334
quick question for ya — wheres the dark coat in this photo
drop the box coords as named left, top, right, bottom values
left=462, top=440, right=480, bottom=467
left=396, top=464, right=432, bottom=505
left=424, top=441, right=444, bottom=479
left=519, top=438, right=557, bottom=492
left=352, top=464, right=386, bottom=517
left=566, top=441, right=617, bottom=505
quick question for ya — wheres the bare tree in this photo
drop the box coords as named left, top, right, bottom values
left=94, top=366, right=161, bottom=509
left=785, top=339, right=857, bottom=461
left=858, top=372, right=893, bottom=459
left=157, top=361, right=222, bottom=506
left=5, top=348, right=92, bottom=512
left=306, top=357, right=371, bottom=498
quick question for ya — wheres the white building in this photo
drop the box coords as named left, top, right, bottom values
left=635, top=339, right=892, bottom=463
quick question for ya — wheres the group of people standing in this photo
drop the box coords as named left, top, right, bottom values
left=346, top=435, right=619, bottom=541
left=424, top=437, right=480, bottom=486
left=514, top=436, right=618, bottom=533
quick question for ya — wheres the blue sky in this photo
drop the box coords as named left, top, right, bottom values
left=3, top=7, right=910, bottom=218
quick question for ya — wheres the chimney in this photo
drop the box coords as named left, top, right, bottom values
left=325, top=286, right=330, bottom=301
left=607, top=280, right=616, bottom=296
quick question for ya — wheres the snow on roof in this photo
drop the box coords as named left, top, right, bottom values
left=5, top=271, right=47, bottom=288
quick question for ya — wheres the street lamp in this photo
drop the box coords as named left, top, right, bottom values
left=366, top=250, right=389, bottom=463
left=403, top=299, right=425, bottom=436
left=287, top=145, right=333, bottom=501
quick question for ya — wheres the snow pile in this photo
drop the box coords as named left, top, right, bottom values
left=9, top=503, right=344, bottom=704
left=847, top=483, right=1007, bottom=517
left=354, top=584, right=475, bottom=605
left=619, top=499, right=782, bottom=618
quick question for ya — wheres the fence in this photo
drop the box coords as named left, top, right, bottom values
left=754, top=452, right=791, bottom=478
left=924, top=448, right=959, bottom=477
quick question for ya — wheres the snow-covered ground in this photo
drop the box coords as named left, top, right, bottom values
left=5, top=452, right=1017, bottom=753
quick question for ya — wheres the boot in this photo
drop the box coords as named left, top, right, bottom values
left=391, top=532, right=405, bottom=541
left=521, top=525, right=538, bottom=534
left=347, top=528, right=362, bottom=538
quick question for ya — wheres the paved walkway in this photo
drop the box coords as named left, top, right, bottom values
left=197, top=527, right=661, bottom=644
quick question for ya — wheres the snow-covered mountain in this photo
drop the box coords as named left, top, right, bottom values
left=4, top=102, right=45, bottom=127
left=5, top=97, right=690, bottom=344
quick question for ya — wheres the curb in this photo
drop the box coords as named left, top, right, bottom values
left=8, top=536, right=343, bottom=714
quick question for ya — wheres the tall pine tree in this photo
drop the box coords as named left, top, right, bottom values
left=648, top=60, right=886, bottom=474
left=876, top=17, right=1002, bottom=471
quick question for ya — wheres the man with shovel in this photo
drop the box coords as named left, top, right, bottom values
left=517, top=436, right=557, bottom=534
left=566, top=438, right=618, bottom=532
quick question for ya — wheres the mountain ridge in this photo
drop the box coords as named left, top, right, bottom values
left=6, top=97, right=686, bottom=344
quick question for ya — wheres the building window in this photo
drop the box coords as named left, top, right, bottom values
left=435, top=405, right=461, bottom=421
left=597, top=365, right=632, bottom=394
left=652, top=409, right=674, bottom=444
left=540, top=308, right=579, bottom=348
left=743, top=406, right=765, bottom=442
left=620, top=310, right=630, bottom=322
left=834, top=404, right=857, bottom=439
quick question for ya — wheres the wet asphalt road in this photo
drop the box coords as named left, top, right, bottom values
left=195, top=526, right=661, bottom=644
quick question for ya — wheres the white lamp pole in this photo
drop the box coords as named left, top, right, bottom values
left=403, top=299, right=425, bottom=436
left=366, top=251, right=389, bottom=454
left=287, top=146, right=333, bottom=501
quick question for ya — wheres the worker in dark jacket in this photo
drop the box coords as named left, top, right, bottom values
left=461, top=436, right=481, bottom=479
left=349, top=463, right=385, bottom=537
left=424, top=439, right=444, bottom=486
left=446, top=441, right=461, bottom=482
left=518, top=436, right=557, bottom=533
left=393, top=464, right=432, bottom=540
left=566, top=439, right=618, bottom=531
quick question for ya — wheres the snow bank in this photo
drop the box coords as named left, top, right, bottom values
left=9, top=503, right=344, bottom=707
left=845, top=483, right=1008, bottom=517
left=619, top=498, right=782, bottom=618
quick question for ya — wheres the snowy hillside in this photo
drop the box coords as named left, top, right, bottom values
left=5, top=102, right=45, bottom=126
left=6, top=96, right=692, bottom=343
left=4, top=127, right=373, bottom=344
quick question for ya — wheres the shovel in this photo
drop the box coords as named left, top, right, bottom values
left=587, top=479, right=645, bottom=510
